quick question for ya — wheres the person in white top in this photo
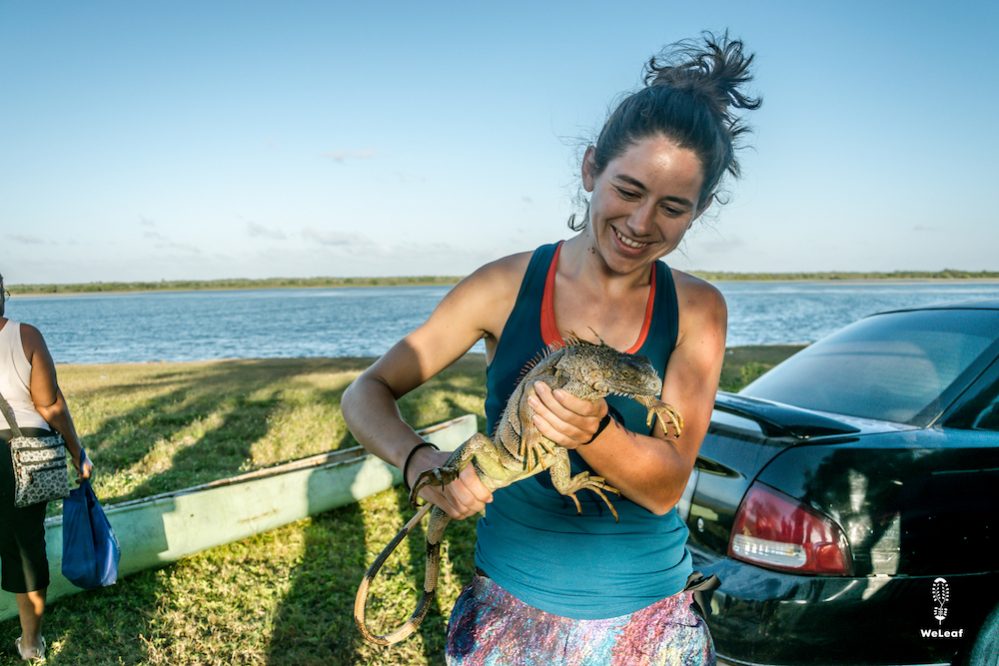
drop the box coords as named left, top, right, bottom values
left=0, top=273, right=93, bottom=661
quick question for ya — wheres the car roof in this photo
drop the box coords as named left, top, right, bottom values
left=872, top=298, right=999, bottom=316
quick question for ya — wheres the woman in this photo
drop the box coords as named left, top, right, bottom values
left=342, top=32, right=760, bottom=664
left=0, top=273, right=93, bottom=661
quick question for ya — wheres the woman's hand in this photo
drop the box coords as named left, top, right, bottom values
left=73, top=449, right=94, bottom=483
left=527, top=381, right=610, bottom=449
left=406, top=447, right=492, bottom=520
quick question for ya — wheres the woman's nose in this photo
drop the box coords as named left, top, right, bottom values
left=626, top=202, right=657, bottom=236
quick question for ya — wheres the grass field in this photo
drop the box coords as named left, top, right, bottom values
left=0, top=346, right=801, bottom=665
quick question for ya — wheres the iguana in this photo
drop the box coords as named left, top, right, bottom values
left=353, top=339, right=684, bottom=646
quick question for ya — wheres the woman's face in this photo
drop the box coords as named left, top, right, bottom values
left=582, top=134, right=705, bottom=275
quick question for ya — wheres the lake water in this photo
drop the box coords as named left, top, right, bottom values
left=5, top=282, right=998, bottom=364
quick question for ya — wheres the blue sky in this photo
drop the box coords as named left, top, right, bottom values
left=2, top=1, right=997, bottom=283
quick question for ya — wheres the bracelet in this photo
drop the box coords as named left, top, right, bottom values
left=402, top=441, right=439, bottom=491
left=581, top=413, right=614, bottom=445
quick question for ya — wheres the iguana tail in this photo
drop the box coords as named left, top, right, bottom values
left=354, top=501, right=450, bottom=646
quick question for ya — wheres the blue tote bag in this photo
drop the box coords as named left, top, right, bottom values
left=62, top=480, right=121, bottom=589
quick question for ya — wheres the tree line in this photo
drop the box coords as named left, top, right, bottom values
left=10, top=270, right=999, bottom=294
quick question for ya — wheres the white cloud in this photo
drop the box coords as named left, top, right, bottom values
left=300, top=228, right=383, bottom=256
left=9, top=234, right=46, bottom=245
left=302, top=228, right=365, bottom=246
left=246, top=221, right=287, bottom=240
left=323, top=149, right=377, bottom=163
left=697, top=236, right=747, bottom=254
left=141, top=229, right=201, bottom=254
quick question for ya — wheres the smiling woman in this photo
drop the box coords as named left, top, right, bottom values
left=341, top=31, right=762, bottom=663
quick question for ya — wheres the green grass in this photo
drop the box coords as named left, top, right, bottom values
left=0, top=346, right=801, bottom=665
left=50, top=356, right=487, bottom=509
left=4, top=488, right=478, bottom=666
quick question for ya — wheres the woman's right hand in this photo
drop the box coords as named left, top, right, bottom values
left=73, top=449, right=94, bottom=483
left=406, top=447, right=492, bottom=520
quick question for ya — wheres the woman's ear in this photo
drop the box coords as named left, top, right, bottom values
left=582, top=146, right=597, bottom=193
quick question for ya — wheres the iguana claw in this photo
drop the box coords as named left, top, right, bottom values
left=639, top=397, right=684, bottom=438
left=409, top=464, right=461, bottom=508
left=556, top=472, right=621, bottom=522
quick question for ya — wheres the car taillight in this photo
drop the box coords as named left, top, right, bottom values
left=729, top=482, right=852, bottom=575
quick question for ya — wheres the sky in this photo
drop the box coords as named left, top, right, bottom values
left=2, top=1, right=998, bottom=284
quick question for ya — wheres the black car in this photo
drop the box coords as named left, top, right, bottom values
left=681, top=301, right=999, bottom=665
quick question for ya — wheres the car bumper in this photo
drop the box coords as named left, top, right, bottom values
left=690, top=547, right=996, bottom=665
left=715, top=657, right=947, bottom=666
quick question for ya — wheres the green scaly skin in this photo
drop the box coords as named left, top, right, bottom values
left=353, top=339, right=684, bottom=646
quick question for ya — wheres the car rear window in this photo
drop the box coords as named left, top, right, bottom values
left=741, top=309, right=999, bottom=424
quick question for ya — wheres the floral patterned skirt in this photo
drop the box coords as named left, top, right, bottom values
left=446, top=574, right=716, bottom=666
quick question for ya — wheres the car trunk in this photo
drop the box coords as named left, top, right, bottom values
left=686, top=393, right=999, bottom=577
left=684, top=392, right=901, bottom=562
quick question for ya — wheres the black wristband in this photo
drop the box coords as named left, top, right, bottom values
left=581, top=413, right=614, bottom=445
left=402, top=441, right=439, bottom=491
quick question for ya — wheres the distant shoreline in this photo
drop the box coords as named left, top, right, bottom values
left=11, top=272, right=999, bottom=295
left=49, top=346, right=805, bottom=373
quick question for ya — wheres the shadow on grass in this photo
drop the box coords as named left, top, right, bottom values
left=265, top=465, right=370, bottom=665
left=81, top=359, right=369, bottom=504
left=266, top=348, right=486, bottom=665
left=264, top=486, right=479, bottom=666
left=0, top=565, right=165, bottom=665
left=264, top=421, right=444, bottom=666
left=122, top=384, right=279, bottom=501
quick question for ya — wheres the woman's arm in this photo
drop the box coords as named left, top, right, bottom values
left=22, top=323, right=94, bottom=481
left=528, top=273, right=726, bottom=514
left=341, top=253, right=528, bottom=519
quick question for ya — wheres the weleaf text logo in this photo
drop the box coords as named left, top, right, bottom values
left=920, top=577, right=964, bottom=640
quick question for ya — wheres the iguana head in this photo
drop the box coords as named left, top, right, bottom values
left=552, top=339, right=683, bottom=437
left=553, top=339, right=662, bottom=399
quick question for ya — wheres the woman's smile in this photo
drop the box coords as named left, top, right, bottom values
left=611, top=225, right=651, bottom=249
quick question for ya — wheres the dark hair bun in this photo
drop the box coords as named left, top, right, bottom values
left=644, top=31, right=761, bottom=141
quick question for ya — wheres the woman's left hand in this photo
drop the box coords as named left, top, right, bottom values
left=528, top=381, right=609, bottom=449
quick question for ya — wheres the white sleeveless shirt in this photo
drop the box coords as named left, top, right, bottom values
left=0, top=319, right=49, bottom=430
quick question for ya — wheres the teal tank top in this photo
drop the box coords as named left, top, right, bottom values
left=475, top=242, right=692, bottom=619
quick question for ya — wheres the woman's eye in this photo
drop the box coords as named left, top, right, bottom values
left=615, top=188, right=639, bottom=200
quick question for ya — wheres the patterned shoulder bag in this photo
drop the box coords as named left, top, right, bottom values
left=0, top=392, right=70, bottom=508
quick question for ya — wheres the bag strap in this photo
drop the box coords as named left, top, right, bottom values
left=0, top=392, right=25, bottom=438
